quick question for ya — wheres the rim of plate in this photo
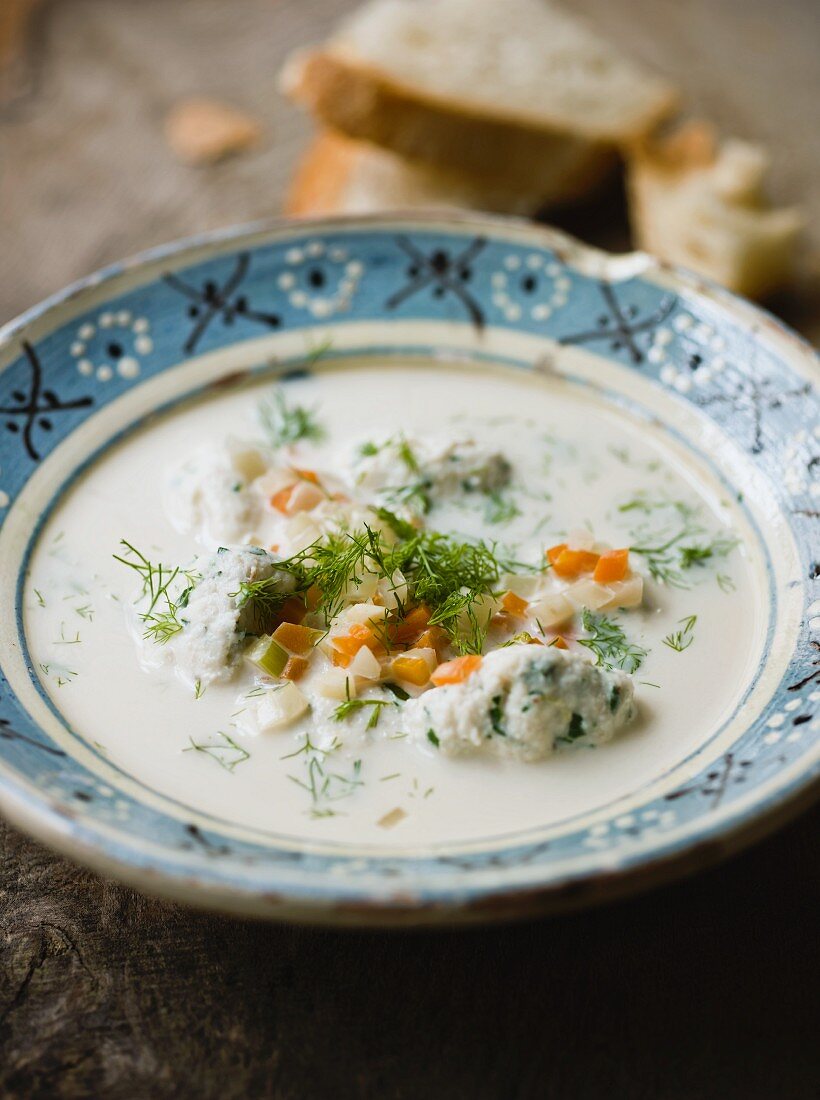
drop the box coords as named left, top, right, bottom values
left=0, top=210, right=817, bottom=925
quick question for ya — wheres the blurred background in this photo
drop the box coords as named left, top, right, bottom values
left=1, top=0, right=818, bottom=338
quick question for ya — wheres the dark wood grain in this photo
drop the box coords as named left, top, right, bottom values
left=0, top=1, right=818, bottom=1096
left=1, top=806, right=818, bottom=1099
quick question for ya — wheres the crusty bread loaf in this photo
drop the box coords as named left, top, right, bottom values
left=285, top=131, right=583, bottom=217
left=280, top=0, right=677, bottom=193
left=627, top=121, right=802, bottom=300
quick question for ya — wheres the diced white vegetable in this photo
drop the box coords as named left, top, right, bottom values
left=567, top=578, right=614, bottom=611
left=377, top=569, right=408, bottom=610
left=255, top=681, right=310, bottom=732
left=601, top=574, right=644, bottom=609
left=284, top=512, right=321, bottom=550
left=342, top=569, right=380, bottom=604
left=457, top=591, right=500, bottom=634
left=500, top=573, right=542, bottom=599
left=316, top=668, right=356, bottom=701
left=349, top=645, right=383, bottom=680
left=567, top=527, right=596, bottom=552
left=528, top=591, right=574, bottom=628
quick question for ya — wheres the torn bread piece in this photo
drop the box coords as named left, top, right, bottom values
left=280, top=0, right=676, bottom=194
left=285, top=131, right=560, bottom=217
left=627, top=121, right=802, bottom=300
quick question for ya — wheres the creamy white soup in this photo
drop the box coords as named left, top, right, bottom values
left=24, top=361, right=765, bottom=846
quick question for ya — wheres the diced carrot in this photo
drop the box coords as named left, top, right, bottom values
left=333, top=622, right=374, bottom=657
left=270, top=485, right=294, bottom=513
left=282, top=655, right=309, bottom=681
left=275, top=596, right=307, bottom=626
left=270, top=543, right=280, bottom=553
left=305, top=585, right=322, bottom=611
left=550, top=635, right=569, bottom=650
left=292, top=468, right=319, bottom=484
left=416, top=626, right=446, bottom=653
left=393, top=605, right=432, bottom=643
left=431, top=655, right=483, bottom=686
left=547, top=543, right=567, bottom=565
left=552, top=548, right=600, bottom=578
left=331, top=623, right=386, bottom=659
left=501, top=591, right=528, bottom=617
left=332, top=649, right=352, bottom=668
left=273, top=621, right=317, bottom=655
left=593, top=548, right=630, bottom=584
left=391, top=655, right=431, bottom=686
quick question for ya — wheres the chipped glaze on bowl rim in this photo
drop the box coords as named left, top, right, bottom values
left=0, top=211, right=817, bottom=925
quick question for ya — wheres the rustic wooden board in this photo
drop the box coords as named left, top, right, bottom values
left=0, top=2, right=818, bottom=1095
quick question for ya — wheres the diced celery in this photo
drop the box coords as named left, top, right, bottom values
left=245, top=634, right=289, bottom=677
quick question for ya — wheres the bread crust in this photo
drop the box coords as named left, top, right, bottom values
left=285, top=132, right=359, bottom=216
left=283, top=50, right=635, bottom=194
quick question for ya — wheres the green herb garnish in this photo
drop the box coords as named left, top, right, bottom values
left=184, top=731, right=250, bottom=773
left=662, top=614, right=697, bottom=652
left=114, top=540, right=199, bottom=644
left=577, top=609, right=647, bottom=674
left=259, top=388, right=324, bottom=448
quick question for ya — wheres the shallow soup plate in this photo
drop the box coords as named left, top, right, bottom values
left=0, top=212, right=817, bottom=924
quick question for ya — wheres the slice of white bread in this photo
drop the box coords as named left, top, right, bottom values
left=285, top=131, right=576, bottom=218
left=627, top=121, right=802, bottom=300
left=280, top=0, right=677, bottom=193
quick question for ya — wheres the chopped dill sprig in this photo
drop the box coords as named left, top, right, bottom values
left=717, top=572, right=736, bottom=593
left=259, top=518, right=525, bottom=653
left=74, top=604, right=95, bottom=621
left=333, top=684, right=398, bottom=729
left=259, top=388, right=325, bottom=448
left=577, top=609, right=647, bottom=674
left=194, top=680, right=204, bottom=700
left=55, top=623, right=81, bottom=645
left=621, top=496, right=738, bottom=588
left=184, top=731, right=250, bottom=773
left=113, top=540, right=199, bottom=644
left=284, top=733, right=363, bottom=808
left=662, top=615, right=697, bottom=652
left=33, top=589, right=46, bottom=608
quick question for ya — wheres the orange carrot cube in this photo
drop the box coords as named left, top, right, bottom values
left=282, top=655, right=309, bottom=680
left=292, top=468, right=319, bottom=484
left=593, top=549, right=630, bottom=584
left=270, top=485, right=294, bottom=513
left=552, top=548, right=600, bottom=578
left=391, top=655, right=431, bottom=686
left=332, top=623, right=373, bottom=657
left=501, top=591, right=528, bottom=617
left=430, top=655, right=483, bottom=686
left=550, top=635, right=569, bottom=649
left=415, top=626, right=446, bottom=653
left=273, top=622, right=317, bottom=655
left=546, top=543, right=567, bottom=565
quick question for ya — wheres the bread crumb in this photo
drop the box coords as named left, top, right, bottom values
left=377, top=807, right=407, bottom=829
left=164, top=97, right=261, bottom=165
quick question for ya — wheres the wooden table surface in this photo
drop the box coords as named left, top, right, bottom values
left=0, top=2, right=818, bottom=1096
